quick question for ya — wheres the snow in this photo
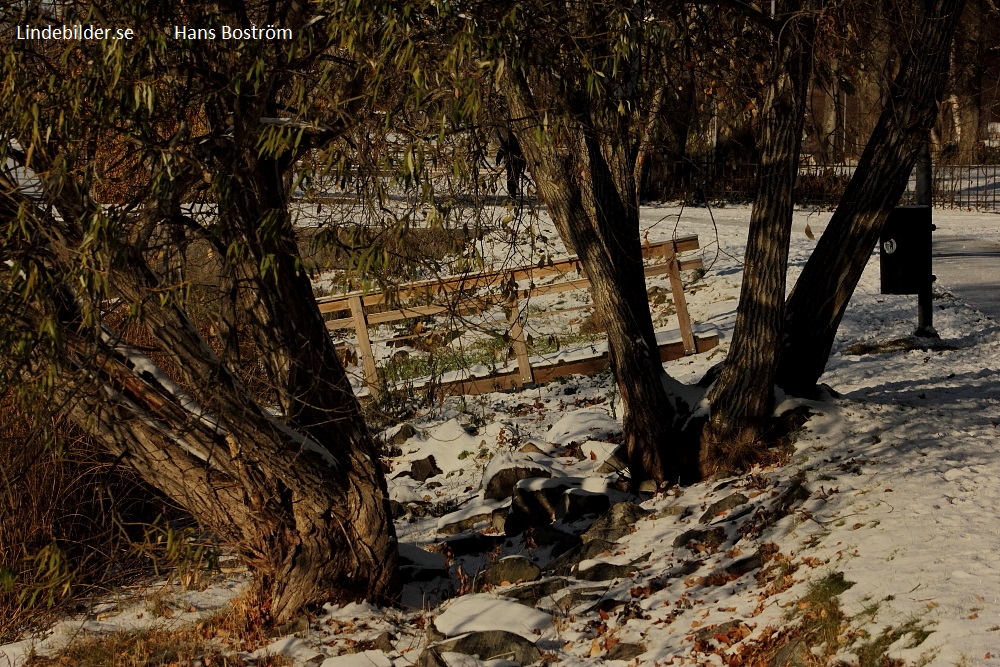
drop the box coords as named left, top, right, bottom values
left=319, top=650, right=393, bottom=667
left=432, top=595, right=551, bottom=639
left=320, top=651, right=392, bottom=667
left=4, top=204, right=1000, bottom=667
left=547, top=410, right=621, bottom=446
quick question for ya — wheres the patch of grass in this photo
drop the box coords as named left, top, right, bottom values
left=379, top=330, right=599, bottom=387
left=856, top=618, right=933, bottom=667
left=26, top=626, right=291, bottom=667
left=790, top=571, right=855, bottom=648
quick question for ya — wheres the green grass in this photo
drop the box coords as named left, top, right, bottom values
left=380, top=331, right=600, bottom=385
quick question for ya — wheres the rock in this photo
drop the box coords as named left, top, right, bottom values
left=475, top=555, right=541, bottom=590
left=438, top=513, right=491, bottom=536
left=398, top=544, right=449, bottom=583
left=552, top=586, right=609, bottom=612
left=525, top=524, right=580, bottom=556
left=505, top=578, right=571, bottom=604
left=580, top=502, right=650, bottom=543
left=504, top=481, right=573, bottom=535
left=368, top=631, right=394, bottom=652
left=580, top=441, right=629, bottom=474
left=699, top=493, right=749, bottom=524
left=546, top=539, right=617, bottom=575
left=606, top=642, right=646, bottom=662
left=575, top=562, right=639, bottom=582
left=563, top=488, right=611, bottom=522
left=483, top=465, right=552, bottom=501
left=406, top=455, right=443, bottom=482
left=654, top=504, right=687, bottom=519
left=490, top=506, right=508, bottom=533
left=389, top=423, right=417, bottom=445
left=637, top=479, right=658, bottom=494
left=440, top=533, right=505, bottom=558
left=437, top=501, right=506, bottom=536
left=518, top=441, right=549, bottom=455
left=322, top=650, right=393, bottom=667
left=416, top=631, right=542, bottom=667
left=433, top=595, right=552, bottom=639
left=722, top=552, right=764, bottom=577
left=701, top=552, right=765, bottom=586
left=672, top=526, right=727, bottom=550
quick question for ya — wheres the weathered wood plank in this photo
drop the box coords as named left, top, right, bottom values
left=428, top=332, right=720, bottom=397
left=349, top=296, right=380, bottom=397
left=316, top=235, right=701, bottom=314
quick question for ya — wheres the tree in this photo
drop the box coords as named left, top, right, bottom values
left=777, top=0, right=968, bottom=395
left=477, top=0, right=701, bottom=484
left=447, top=0, right=837, bottom=483
left=701, top=1, right=822, bottom=474
left=1, top=0, right=400, bottom=624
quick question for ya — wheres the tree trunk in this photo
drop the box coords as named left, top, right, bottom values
left=777, top=0, right=967, bottom=395
left=700, top=3, right=818, bottom=476
left=5, top=162, right=399, bottom=627
left=503, top=71, right=700, bottom=485
left=65, top=268, right=397, bottom=624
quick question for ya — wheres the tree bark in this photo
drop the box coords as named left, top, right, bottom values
left=701, top=3, right=819, bottom=476
left=2, top=0, right=406, bottom=627
left=3, top=151, right=399, bottom=627
left=777, top=0, right=967, bottom=395
left=503, top=69, right=700, bottom=485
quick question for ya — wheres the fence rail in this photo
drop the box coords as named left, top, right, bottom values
left=316, top=236, right=718, bottom=398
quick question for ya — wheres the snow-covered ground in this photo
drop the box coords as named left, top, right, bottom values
left=3, top=205, right=999, bottom=667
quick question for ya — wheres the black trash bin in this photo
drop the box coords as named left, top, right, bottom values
left=880, top=205, right=933, bottom=295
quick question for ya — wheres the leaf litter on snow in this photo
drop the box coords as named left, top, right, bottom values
left=4, top=206, right=1000, bottom=667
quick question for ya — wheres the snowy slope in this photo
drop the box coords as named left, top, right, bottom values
left=3, top=205, right=999, bottom=667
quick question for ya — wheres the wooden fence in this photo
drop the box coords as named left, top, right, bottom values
left=316, top=235, right=718, bottom=397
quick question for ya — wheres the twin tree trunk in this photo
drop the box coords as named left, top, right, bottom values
left=777, top=0, right=967, bottom=394
left=16, top=149, right=399, bottom=625
left=504, top=71, right=700, bottom=485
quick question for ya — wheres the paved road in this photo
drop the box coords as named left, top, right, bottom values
left=934, top=235, right=1000, bottom=321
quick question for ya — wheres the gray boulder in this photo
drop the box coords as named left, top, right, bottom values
left=699, top=492, right=749, bottom=524
left=475, top=555, right=541, bottom=591
left=580, top=502, right=650, bottom=543
left=415, top=630, right=542, bottom=667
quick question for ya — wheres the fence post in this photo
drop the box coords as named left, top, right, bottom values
left=349, top=295, right=380, bottom=397
left=506, top=295, right=534, bottom=386
left=666, top=241, right=697, bottom=354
